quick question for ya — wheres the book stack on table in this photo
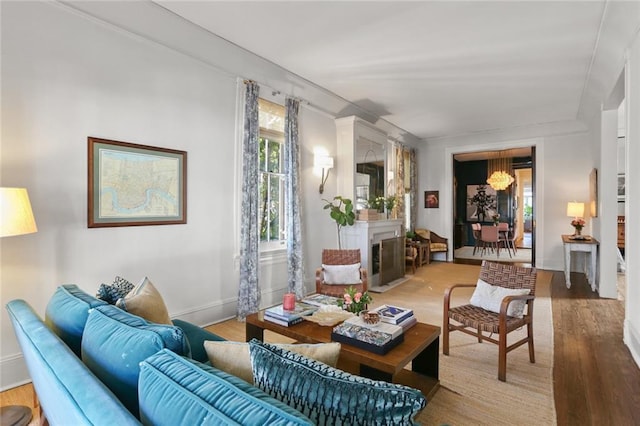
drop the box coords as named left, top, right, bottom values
left=301, top=293, right=340, bottom=307
left=264, top=302, right=317, bottom=327
left=369, top=304, right=417, bottom=331
left=331, top=316, right=404, bottom=355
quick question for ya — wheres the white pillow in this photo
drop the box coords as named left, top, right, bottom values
left=470, top=278, right=530, bottom=318
left=322, top=263, right=362, bottom=285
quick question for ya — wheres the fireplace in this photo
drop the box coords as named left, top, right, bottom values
left=379, top=237, right=405, bottom=285
left=341, top=219, right=404, bottom=288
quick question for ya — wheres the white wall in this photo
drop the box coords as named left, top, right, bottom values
left=0, top=1, right=360, bottom=389
left=623, top=30, right=640, bottom=367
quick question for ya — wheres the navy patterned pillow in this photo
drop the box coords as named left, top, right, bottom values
left=96, top=276, right=134, bottom=304
left=248, top=339, right=426, bottom=426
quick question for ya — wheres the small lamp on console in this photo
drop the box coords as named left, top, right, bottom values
left=314, top=154, right=334, bottom=194
left=566, top=201, right=585, bottom=237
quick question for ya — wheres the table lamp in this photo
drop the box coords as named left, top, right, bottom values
left=1, top=187, right=37, bottom=425
left=566, top=201, right=585, bottom=239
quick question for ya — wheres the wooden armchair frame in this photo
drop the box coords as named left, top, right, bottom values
left=315, top=249, right=368, bottom=297
left=443, top=261, right=537, bottom=381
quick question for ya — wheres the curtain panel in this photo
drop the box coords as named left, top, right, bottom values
left=284, top=98, right=305, bottom=299
left=237, top=81, right=260, bottom=319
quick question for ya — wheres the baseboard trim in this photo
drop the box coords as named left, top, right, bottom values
left=0, top=353, right=31, bottom=391
left=624, top=318, right=640, bottom=369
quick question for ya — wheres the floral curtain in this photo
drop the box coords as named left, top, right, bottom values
left=395, top=144, right=405, bottom=221
left=237, top=81, right=260, bottom=319
left=284, top=98, right=305, bottom=299
left=409, top=148, right=417, bottom=231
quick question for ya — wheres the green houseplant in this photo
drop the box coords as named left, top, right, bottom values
left=323, top=196, right=356, bottom=249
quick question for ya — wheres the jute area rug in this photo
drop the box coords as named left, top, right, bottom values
left=372, top=262, right=556, bottom=425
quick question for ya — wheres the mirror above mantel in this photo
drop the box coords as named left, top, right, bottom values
left=335, top=116, right=388, bottom=212
left=355, top=137, right=385, bottom=210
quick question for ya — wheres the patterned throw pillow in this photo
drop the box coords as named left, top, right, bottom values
left=96, top=276, right=134, bottom=304
left=249, top=339, right=426, bottom=425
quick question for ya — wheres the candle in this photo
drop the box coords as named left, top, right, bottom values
left=283, top=293, right=296, bottom=311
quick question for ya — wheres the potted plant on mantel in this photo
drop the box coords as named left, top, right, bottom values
left=323, top=196, right=356, bottom=249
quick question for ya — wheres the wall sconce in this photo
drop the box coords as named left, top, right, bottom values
left=314, top=154, right=334, bottom=194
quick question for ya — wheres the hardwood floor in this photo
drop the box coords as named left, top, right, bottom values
left=2, top=265, right=639, bottom=425
left=551, top=271, right=640, bottom=425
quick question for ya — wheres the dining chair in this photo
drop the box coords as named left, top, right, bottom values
left=481, top=225, right=501, bottom=257
left=497, top=223, right=513, bottom=258
left=471, top=223, right=483, bottom=255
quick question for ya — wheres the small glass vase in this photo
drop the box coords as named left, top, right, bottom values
left=574, top=227, right=582, bottom=236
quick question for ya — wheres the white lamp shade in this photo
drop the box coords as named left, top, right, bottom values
left=314, top=155, right=334, bottom=169
left=1, top=188, right=38, bottom=237
left=566, top=202, right=584, bottom=218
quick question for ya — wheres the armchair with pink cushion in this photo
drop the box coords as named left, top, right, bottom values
left=315, top=249, right=368, bottom=297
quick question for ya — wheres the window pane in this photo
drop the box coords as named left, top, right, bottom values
left=268, top=175, right=281, bottom=241
left=267, top=140, right=280, bottom=173
left=259, top=138, right=266, bottom=172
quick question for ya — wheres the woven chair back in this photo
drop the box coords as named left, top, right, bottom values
left=321, top=249, right=361, bottom=265
left=479, top=260, right=537, bottom=296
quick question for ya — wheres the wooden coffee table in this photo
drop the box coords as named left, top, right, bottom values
left=246, top=310, right=440, bottom=399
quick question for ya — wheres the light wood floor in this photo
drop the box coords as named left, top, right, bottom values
left=2, top=263, right=639, bottom=425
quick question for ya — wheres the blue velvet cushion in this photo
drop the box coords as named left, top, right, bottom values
left=139, top=349, right=313, bottom=426
left=96, top=276, right=135, bottom=304
left=45, top=284, right=107, bottom=356
left=171, top=318, right=225, bottom=363
left=249, top=339, right=427, bottom=426
left=81, top=305, right=191, bottom=417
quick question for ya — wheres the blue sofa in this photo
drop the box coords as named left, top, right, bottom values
left=7, top=285, right=313, bottom=425
left=7, top=285, right=426, bottom=425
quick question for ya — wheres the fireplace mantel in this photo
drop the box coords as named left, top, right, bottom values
left=342, top=219, right=404, bottom=287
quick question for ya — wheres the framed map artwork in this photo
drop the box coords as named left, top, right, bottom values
left=88, top=137, right=187, bottom=227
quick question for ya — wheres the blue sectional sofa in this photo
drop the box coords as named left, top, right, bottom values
left=7, top=284, right=426, bottom=425
left=7, top=285, right=312, bottom=425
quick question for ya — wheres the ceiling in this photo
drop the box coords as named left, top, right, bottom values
left=155, top=1, right=618, bottom=141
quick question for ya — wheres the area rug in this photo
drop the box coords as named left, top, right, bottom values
left=368, top=276, right=411, bottom=293
left=372, top=263, right=556, bottom=425
left=455, top=246, right=532, bottom=264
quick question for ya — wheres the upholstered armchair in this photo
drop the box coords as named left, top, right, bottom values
left=443, top=260, right=537, bottom=381
left=415, top=229, right=449, bottom=262
left=315, top=249, right=368, bottom=297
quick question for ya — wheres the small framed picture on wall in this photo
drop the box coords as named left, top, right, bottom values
left=425, top=190, right=439, bottom=208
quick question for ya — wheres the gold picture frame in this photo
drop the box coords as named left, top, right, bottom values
left=88, top=137, right=187, bottom=227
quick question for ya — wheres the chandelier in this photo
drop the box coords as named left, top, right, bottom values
left=486, top=153, right=514, bottom=191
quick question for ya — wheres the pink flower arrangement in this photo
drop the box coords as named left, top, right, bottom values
left=571, top=218, right=585, bottom=230
left=337, top=286, right=372, bottom=314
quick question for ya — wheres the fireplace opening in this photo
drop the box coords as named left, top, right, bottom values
left=371, top=243, right=380, bottom=276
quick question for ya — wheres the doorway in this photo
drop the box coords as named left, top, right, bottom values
left=452, top=148, right=535, bottom=266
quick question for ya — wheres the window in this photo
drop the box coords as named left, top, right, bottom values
left=258, top=99, right=286, bottom=251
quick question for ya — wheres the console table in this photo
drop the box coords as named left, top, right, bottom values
left=562, top=235, right=599, bottom=292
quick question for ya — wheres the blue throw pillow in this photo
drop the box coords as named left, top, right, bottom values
left=139, top=349, right=313, bottom=426
left=45, top=284, right=107, bottom=356
left=249, top=339, right=426, bottom=425
left=81, top=305, right=190, bottom=417
left=96, top=276, right=134, bottom=304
